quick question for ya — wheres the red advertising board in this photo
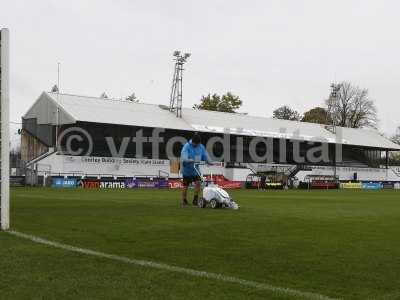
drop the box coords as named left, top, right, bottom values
left=204, top=175, right=242, bottom=189
left=168, top=179, right=184, bottom=189
left=310, top=181, right=338, bottom=189
left=168, top=177, right=242, bottom=189
left=217, top=181, right=242, bottom=189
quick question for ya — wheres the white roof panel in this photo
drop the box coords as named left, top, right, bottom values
left=26, top=92, right=400, bottom=151
left=48, top=92, right=193, bottom=131
left=181, top=107, right=400, bottom=150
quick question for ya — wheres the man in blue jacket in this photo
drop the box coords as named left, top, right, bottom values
left=180, top=133, right=212, bottom=206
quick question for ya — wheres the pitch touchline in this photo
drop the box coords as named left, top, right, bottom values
left=8, top=230, right=339, bottom=300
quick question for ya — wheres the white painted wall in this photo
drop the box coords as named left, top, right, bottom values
left=220, top=164, right=400, bottom=182
left=32, top=153, right=400, bottom=182
left=34, top=153, right=171, bottom=178
left=223, top=168, right=252, bottom=181
left=34, top=155, right=229, bottom=179
left=223, top=164, right=400, bottom=182
left=297, top=166, right=400, bottom=182
left=199, top=164, right=224, bottom=176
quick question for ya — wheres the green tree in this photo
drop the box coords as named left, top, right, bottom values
left=301, top=107, right=330, bottom=124
left=193, top=92, right=242, bottom=113
left=272, top=105, right=301, bottom=121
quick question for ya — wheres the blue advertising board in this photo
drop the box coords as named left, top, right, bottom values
left=52, top=178, right=79, bottom=188
left=125, top=179, right=169, bottom=188
left=361, top=182, right=383, bottom=190
left=53, top=178, right=170, bottom=189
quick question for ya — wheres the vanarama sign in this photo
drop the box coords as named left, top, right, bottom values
left=80, top=179, right=126, bottom=189
left=100, top=181, right=126, bottom=188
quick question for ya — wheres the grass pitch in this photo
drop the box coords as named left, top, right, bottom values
left=1, top=188, right=400, bottom=299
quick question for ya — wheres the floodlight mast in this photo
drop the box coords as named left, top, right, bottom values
left=327, top=83, right=341, bottom=134
left=327, top=82, right=342, bottom=179
left=169, top=51, right=190, bottom=118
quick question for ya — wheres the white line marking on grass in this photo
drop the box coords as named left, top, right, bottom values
left=8, top=230, right=339, bottom=300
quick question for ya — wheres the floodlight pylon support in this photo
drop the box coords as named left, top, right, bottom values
left=327, top=82, right=342, bottom=178
left=1, top=28, right=10, bottom=230
left=327, top=83, right=341, bottom=134
left=169, top=51, right=190, bottom=118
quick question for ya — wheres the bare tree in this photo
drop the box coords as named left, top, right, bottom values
left=392, top=126, right=400, bottom=145
left=389, top=126, right=400, bottom=164
left=326, top=81, right=377, bottom=128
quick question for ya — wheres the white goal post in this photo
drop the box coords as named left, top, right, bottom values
left=1, top=28, right=10, bottom=230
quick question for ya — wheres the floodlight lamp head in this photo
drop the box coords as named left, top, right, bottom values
left=184, top=53, right=191, bottom=59
left=173, top=50, right=181, bottom=57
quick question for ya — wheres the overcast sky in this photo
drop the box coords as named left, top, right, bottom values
left=2, top=0, right=399, bottom=141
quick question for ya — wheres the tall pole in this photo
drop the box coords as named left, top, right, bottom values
left=1, top=28, right=10, bottom=230
left=177, top=61, right=183, bottom=118
left=328, top=83, right=341, bottom=179
left=328, top=83, right=341, bottom=134
left=386, top=150, right=389, bottom=169
left=57, top=62, right=60, bottom=92
left=55, top=62, right=60, bottom=151
left=169, top=63, right=178, bottom=111
left=55, top=107, right=60, bottom=151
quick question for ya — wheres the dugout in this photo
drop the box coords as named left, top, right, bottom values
left=299, top=174, right=340, bottom=189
